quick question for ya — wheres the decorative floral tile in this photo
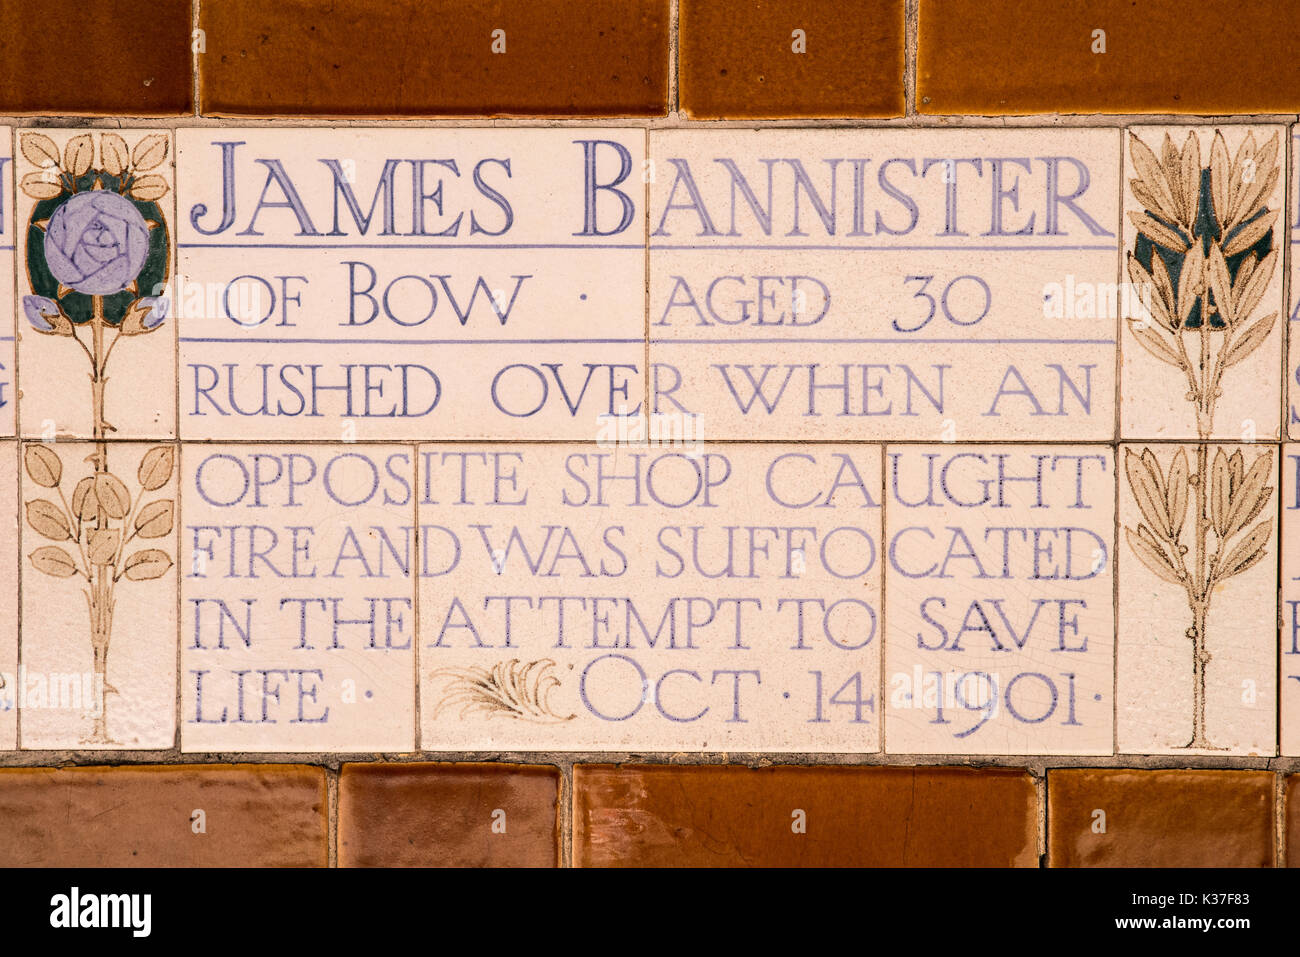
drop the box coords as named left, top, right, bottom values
left=0, top=442, right=16, bottom=748
left=1121, top=125, right=1284, bottom=442
left=1282, top=444, right=1300, bottom=754
left=0, top=130, right=13, bottom=437
left=883, top=445, right=1115, bottom=754
left=19, top=441, right=177, bottom=749
left=417, top=443, right=883, bottom=752
left=174, top=128, right=645, bottom=442
left=14, top=129, right=175, bottom=442
left=647, top=128, right=1119, bottom=442
left=1117, top=442, right=1277, bottom=755
left=181, top=444, right=416, bottom=752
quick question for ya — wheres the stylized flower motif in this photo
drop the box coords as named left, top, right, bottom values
left=141, top=296, right=168, bottom=328
left=44, top=191, right=149, bottom=296
left=118, top=296, right=169, bottom=336
left=23, top=295, right=63, bottom=333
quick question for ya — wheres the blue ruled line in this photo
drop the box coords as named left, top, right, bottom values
left=179, top=242, right=642, bottom=250
left=650, top=243, right=1116, bottom=252
left=651, top=337, right=1116, bottom=345
left=179, top=337, right=642, bottom=345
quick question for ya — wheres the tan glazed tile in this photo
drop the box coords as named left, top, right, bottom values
left=0, top=130, right=13, bottom=436
left=15, top=129, right=176, bottom=441
left=182, top=445, right=416, bottom=752
left=175, top=128, right=645, bottom=442
left=1282, top=445, right=1300, bottom=754
left=0, top=765, right=327, bottom=867
left=418, top=443, right=882, bottom=752
left=883, top=445, right=1114, bottom=754
left=574, top=764, right=1037, bottom=867
left=1117, top=442, right=1277, bottom=755
left=1048, top=768, right=1274, bottom=868
left=338, top=763, right=560, bottom=867
left=648, top=128, right=1119, bottom=442
left=19, top=441, right=178, bottom=749
left=1121, top=125, right=1284, bottom=442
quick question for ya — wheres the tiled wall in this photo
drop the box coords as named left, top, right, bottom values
left=1, top=0, right=1298, bottom=867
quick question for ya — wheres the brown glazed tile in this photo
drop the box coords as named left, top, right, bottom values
left=199, top=0, right=669, bottom=116
left=1286, top=777, right=1300, bottom=865
left=918, top=0, right=1300, bottom=115
left=574, top=765, right=1036, bottom=867
left=679, top=0, right=904, bottom=118
left=0, top=0, right=192, bottom=115
left=0, top=765, right=327, bottom=866
left=1048, top=770, right=1274, bottom=867
left=338, top=763, right=560, bottom=867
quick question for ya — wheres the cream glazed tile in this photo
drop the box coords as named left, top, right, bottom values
left=0, top=130, right=14, bottom=436
left=647, top=128, right=1119, bottom=442
left=417, top=443, right=883, bottom=752
left=15, top=129, right=176, bottom=441
left=1122, top=125, right=1284, bottom=443
left=1117, top=442, right=1277, bottom=755
left=175, top=128, right=645, bottom=442
left=1281, top=445, right=1300, bottom=754
left=181, top=444, right=415, bottom=752
left=19, top=441, right=177, bottom=749
left=0, top=442, right=16, bottom=747
left=883, top=445, right=1114, bottom=755
left=1291, top=127, right=1300, bottom=439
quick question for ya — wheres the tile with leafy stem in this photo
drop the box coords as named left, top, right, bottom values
left=19, top=441, right=176, bottom=749
left=1122, top=126, right=1283, bottom=443
left=1117, top=442, right=1276, bottom=755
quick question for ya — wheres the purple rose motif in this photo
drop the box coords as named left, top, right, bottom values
left=44, top=191, right=149, bottom=296
left=141, top=296, right=168, bottom=329
left=23, top=295, right=60, bottom=332
left=119, top=295, right=169, bottom=335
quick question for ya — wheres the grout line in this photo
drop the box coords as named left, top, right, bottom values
left=1278, top=125, right=1292, bottom=766
left=1113, top=127, right=1124, bottom=757
left=668, top=0, right=680, bottom=117
left=191, top=0, right=201, bottom=117
left=904, top=0, right=917, bottom=120
left=644, top=126, right=651, bottom=421
left=10, top=125, right=20, bottom=751
left=411, top=448, right=421, bottom=753
left=327, top=765, right=339, bottom=868
left=173, top=443, right=183, bottom=751
left=1036, top=769, right=1048, bottom=867
left=4, top=749, right=1299, bottom=770
left=1279, top=770, right=1288, bottom=867
left=12, top=439, right=21, bottom=751
left=3, top=115, right=1299, bottom=131
left=559, top=757, right=573, bottom=868
left=170, top=124, right=183, bottom=753
left=1112, top=438, right=1121, bottom=756
left=878, top=447, right=887, bottom=756
left=17, top=436, right=1285, bottom=447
